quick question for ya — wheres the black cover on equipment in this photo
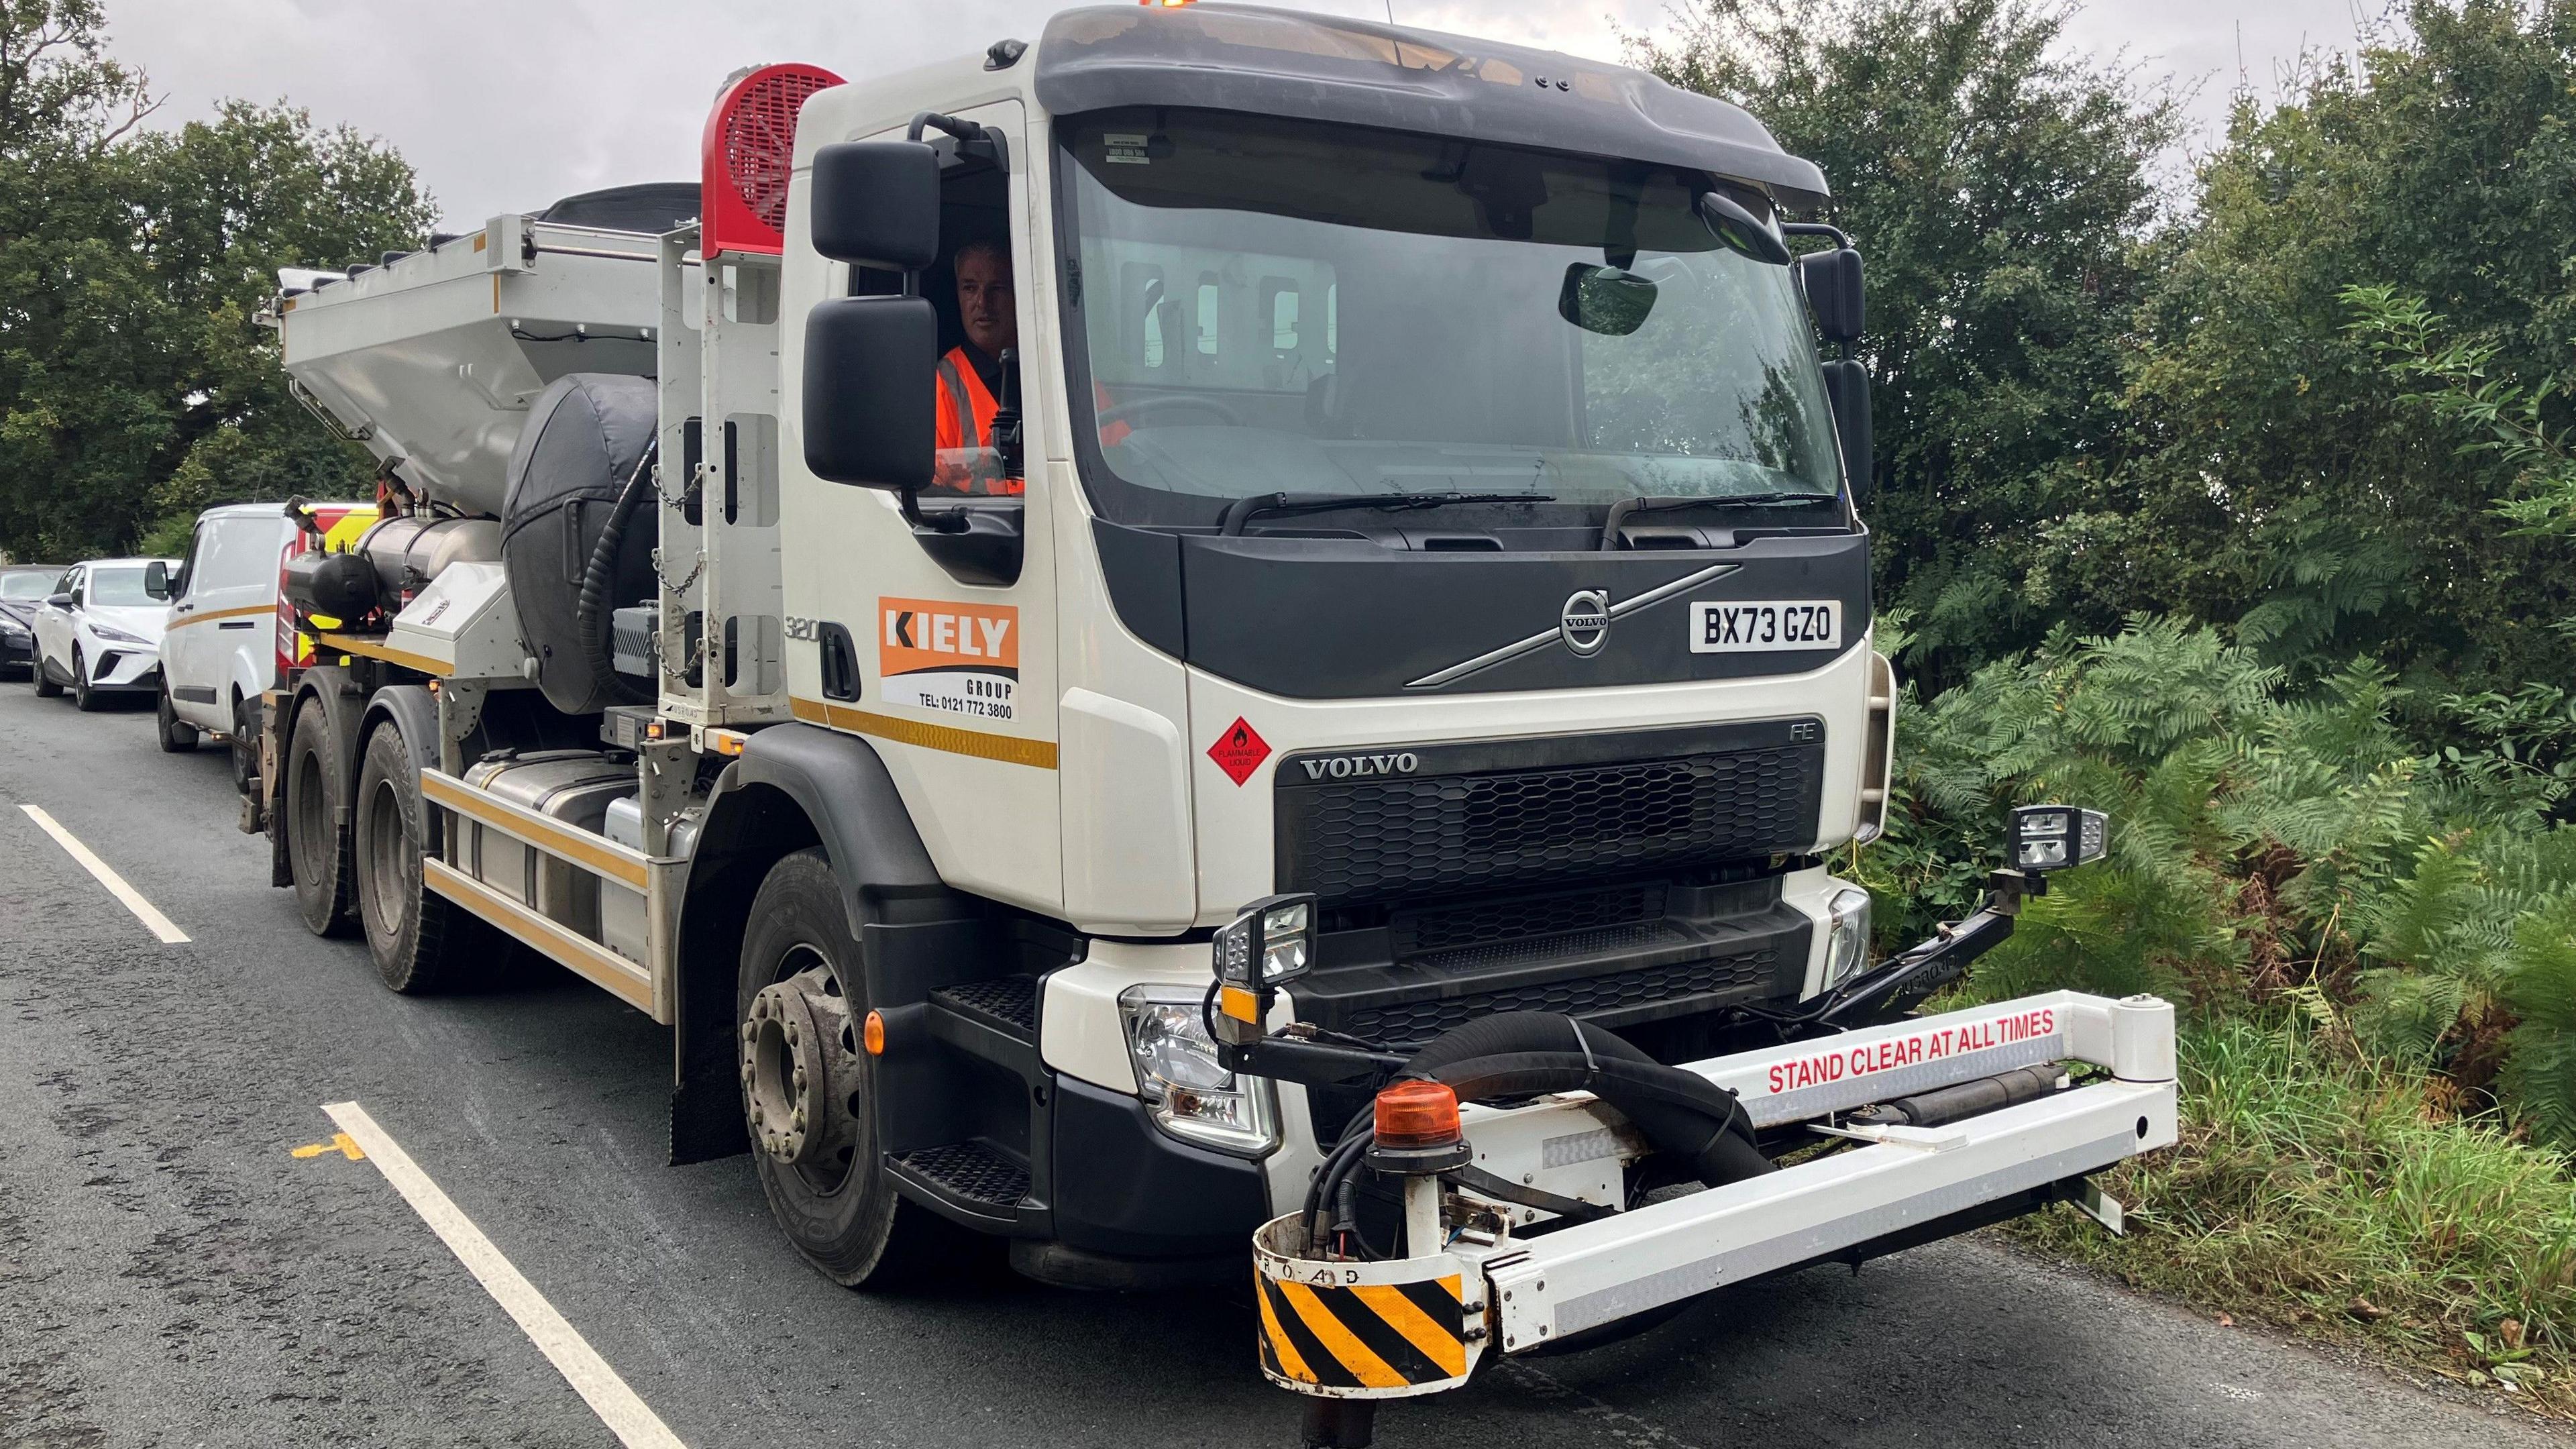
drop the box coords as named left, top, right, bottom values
left=504, top=374, right=657, bottom=714
left=536, top=182, right=700, bottom=235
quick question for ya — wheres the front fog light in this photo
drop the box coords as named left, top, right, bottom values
left=1824, top=885, right=1872, bottom=987
left=1118, top=987, right=1279, bottom=1155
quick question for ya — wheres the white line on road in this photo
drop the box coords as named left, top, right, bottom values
left=17, top=804, right=189, bottom=943
left=323, top=1101, right=688, bottom=1449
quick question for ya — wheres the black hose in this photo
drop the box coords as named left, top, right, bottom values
left=1403, top=1012, right=1774, bottom=1187
left=578, top=439, right=658, bottom=708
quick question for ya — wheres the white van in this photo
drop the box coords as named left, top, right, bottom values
left=154, top=500, right=374, bottom=778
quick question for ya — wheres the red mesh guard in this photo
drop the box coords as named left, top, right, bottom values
left=700, top=62, right=844, bottom=256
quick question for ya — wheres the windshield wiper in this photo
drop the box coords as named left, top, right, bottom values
left=1599, top=492, right=1833, bottom=549
left=1218, top=490, right=1556, bottom=536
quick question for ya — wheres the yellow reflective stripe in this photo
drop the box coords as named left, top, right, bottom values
left=1350, top=1283, right=1466, bottom=1379
left=165, top=604, right=276, bottom=631
left=1256, top=1281, right=1318, bottom=1385
left=789, top=696, right=1057, bottom=770
left=1277, top=1282, right=1407, bottom=1390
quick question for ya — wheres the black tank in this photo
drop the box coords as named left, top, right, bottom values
left=502, top=373, right=657, bottom=714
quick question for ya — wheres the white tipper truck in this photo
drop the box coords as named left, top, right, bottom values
left=253, top=7, right=2174, bottom=1442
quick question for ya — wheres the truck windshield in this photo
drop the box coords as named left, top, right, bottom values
left=1057, top=109, right=1841, bottom=528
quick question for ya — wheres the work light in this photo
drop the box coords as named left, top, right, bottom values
left=2010, top=804, right=2107, bottom=872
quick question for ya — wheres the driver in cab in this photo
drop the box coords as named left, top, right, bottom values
left=932, top=239, right=1128, bottom=495
left=932, top=238, right=1021, bottom=496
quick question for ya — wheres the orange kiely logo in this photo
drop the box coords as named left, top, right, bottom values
left=879, top=598, right=1018, bottom=722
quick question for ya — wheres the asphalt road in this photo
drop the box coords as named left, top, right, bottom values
left=0, top=678, right=2563, bottom=1449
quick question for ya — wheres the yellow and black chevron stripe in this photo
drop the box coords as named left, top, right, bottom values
left=1256, top=1272, right=1469, bottom=1391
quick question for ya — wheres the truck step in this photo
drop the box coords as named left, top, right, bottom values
left=892, top=1140, right=1030, bottom=1216
left=930, top=976, right=1036, bottom=1035
left=924, top=977, right=1041, bottom=1083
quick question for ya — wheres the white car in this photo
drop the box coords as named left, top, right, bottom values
left=151, top=501, right=374, bottom=776
left=30, top=557, right=178, bottom=712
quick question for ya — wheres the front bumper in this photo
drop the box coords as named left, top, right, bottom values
left=1254, top=991, right=2178, bottom=1395
left=83, top=643, right=161, bottom=691
left=0, top=631, right=30, bottom=669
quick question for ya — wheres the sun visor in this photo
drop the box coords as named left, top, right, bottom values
left=1033, top=5, right=1828, bottom=209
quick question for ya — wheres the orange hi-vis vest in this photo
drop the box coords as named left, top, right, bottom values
left=933, top=347, right=1022, bottom=496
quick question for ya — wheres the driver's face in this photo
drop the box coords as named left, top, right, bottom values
left=957, top=248, right=1016, bottom=357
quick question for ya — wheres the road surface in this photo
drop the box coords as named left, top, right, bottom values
left=0, top=680, right=2560, bottom=1448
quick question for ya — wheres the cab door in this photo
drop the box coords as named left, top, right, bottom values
left=781, top=98, right=1063, bottom=913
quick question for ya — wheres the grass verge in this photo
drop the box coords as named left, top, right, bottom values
left=2006, top=1016, right=2576, bottom=1417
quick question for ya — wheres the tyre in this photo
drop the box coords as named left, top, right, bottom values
left=229, top=697, right=260, bottom=794
left=739, top=848, right=963, bottom=1287
left=32, top=653, right=60, bottom=698
left=156, top=686, right=200, bottom=752
left=284, top=694, right=358, bottom=937
left=353, top=719, right=481, bottom=993
left=71, top=647, right=100, bottom=712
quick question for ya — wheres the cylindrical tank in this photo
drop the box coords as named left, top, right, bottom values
left=358, top=516, right=502, bottom=599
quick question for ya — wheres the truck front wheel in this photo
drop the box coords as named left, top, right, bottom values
left=284, top=694, right=357, bottom=937
left=737, top=848, right=959, bottom=1287
left=354, top=719, right=475, bottom=994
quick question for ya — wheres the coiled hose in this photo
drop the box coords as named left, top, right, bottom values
left=578, top=438, right=658, bottom=708
left=1301, top=1012, right=1773, bottom=1255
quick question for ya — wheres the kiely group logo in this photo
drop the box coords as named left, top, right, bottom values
left=879, top=597, right=1017, bottom=722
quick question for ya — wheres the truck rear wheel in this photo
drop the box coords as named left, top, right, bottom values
left=354, top=719, right=476, bottom=994
left=739, top=848, right=960, bottom=1287
left=284, top=694, right=358, bottom=937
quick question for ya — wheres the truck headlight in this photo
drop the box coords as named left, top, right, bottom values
left=1823, top=885, right=1872, bottom=988
left=1118, top=986, right=1279, bottom=1155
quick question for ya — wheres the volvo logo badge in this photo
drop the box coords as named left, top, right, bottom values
left=1299, top=752, right=1419, bottom=780
left=1560, top=590, right=1611, bottom=657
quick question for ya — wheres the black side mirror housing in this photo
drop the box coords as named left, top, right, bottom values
left=144, top=561, right=170, bottom=599
left=808, top=141, right=941, bottom=270
left=803, top=295, right=937, bottom=494
left=1821, top=357, right=1873, bottom=506
left=1796, top=247, right=1866, bottom=343
left=46, top=592, right=73, bottom=610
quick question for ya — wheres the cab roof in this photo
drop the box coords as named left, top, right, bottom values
left=1032, top=3, right=1827, bottom=207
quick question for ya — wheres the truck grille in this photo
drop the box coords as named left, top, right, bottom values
left=1277, top=732, right=1824, bottom=908
left=1339, top=941, right=1786, bottom=1049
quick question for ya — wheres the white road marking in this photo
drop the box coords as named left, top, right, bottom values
left=322, top=1101, right=688, bottom=1449
left=17, top=804, right=190, bottom=943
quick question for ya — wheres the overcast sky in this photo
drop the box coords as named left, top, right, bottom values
left=101, top=0, right=2394, bottom=231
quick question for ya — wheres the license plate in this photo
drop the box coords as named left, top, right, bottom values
left=1689, top=600, right=1842, bottom=653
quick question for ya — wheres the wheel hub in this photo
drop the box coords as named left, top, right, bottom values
left=742, top=963, right=855, bottom=1166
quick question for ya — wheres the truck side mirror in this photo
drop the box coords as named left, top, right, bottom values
left=802, top=295, right=936, bottom=495
left=144, top=561, right=170, bottom=600
left=808, top=141, right=941, bottom=270
left=1821, top=358, right=1872, bottom=506
left=1796, top=247, right=1865, bottom=343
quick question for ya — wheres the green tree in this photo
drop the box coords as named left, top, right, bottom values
left=2116, top=0, right=2576, bottom=693
left=1632, top=0, right=2181, bottom=688
left=0, top=0, right=432, bottom=562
